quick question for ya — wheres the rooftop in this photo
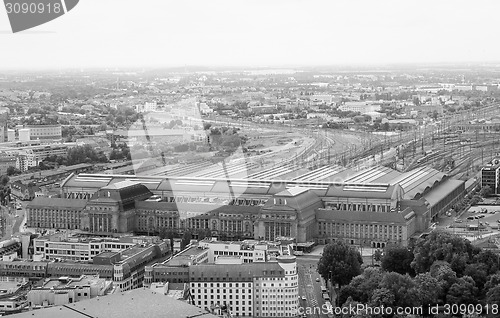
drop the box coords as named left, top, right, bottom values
left=9, top=288, right=218, bottom=318
left=101, top=180, right=141, bottom=190
left=39, top=275, right=105, bottom=289
left=422, top=179, right=464, bottom=207
left=27, top=197, right=87, bottom=209
left=190, top=261, right=285, bottom=282
left=390, top=166, right=448, bottom=199
left=276, top=187, right=309, bottom=197
left=316, top=207, right=415, bottom=224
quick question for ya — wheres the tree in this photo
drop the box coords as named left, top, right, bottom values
left=180, top=231, right=192, bottom=250
left=486, top=285, right=500, bottom=304
left=338, top=267, right=383, bottom=304
left=430, top=261, right=458, bottom=298
left=6, top=166, right=21, bottom=176
left=159, top=228, right=175, bottom=252
left=317, top=241, right=363, bottom=288
left=66, top=145, right=109, bottom=165
left=197, top=228, right=211, bottom=241
left=464, top=263, right=488, bottom=295
left=373, top=249, right=383, bottom=262
left=0, top=175, right=9, bottom=187
left=480, top=185, right=493, bottom=197
left=484, top=273, right=500, bottom=291
left=472, top=250, right=499, bottom=275
left=115, top=115, right=125, bottom=125
left=446, top=276, right=478, bottom=304
left=381, top=246, right=415, bottom=275
left=414, top=272, right=442, bottom=308
left=339, top=297, right=371, bottom=318
left=370, top=287, right=395, bottom=308
left=378, top=272, right=419, bottom=307
left=411, top=231, right=479, bottom=275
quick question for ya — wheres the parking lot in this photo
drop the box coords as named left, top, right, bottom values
left=437, top=205, right=500, bottom=240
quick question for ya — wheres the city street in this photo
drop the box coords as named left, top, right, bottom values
left=1, top=200, right=27, bottom=241
left=297, top=257, right=330, bottom=318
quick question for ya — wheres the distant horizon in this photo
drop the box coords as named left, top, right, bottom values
left=3, top=61, right=500, bottom=73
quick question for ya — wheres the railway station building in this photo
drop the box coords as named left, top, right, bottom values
left=26, top=164, right=466, bottom=247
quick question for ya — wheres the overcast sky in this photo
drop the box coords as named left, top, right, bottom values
left=0, top=0, right=499, bottom=69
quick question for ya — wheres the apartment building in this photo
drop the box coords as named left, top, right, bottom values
left=17, top=144, right=68, bottom=170
left=481, top=158, right=500, bottom=195
left=144, top=239, right=294, bottom=287
left=32, top=232, right=147, bottom=262
left=0, top=156, right=16, bottom=175
left=190, top=255, right=298, bottom=318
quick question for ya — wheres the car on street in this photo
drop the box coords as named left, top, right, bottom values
left=316, top=277, right=320, bottom=282
left=301, top=296, right=306, bottom=301
left=455, top=219, right=463, bottom=223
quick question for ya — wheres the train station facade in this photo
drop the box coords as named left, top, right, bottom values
left=26, top=165, right=466, bottom=247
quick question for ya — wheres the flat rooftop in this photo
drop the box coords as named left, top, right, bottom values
left=41, top=276, right=105, bottom=289
left=8, top=288, right=218, bottom=318
left=175, top=245, right=203, bottom=257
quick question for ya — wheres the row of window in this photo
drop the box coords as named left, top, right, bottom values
left=325, top=202, right=392, bottom=212
left=193, top=283, right=250, bottom=288
left=195, top=294, right=248, bottom=299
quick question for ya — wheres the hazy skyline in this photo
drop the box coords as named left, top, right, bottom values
left=1, top=0, right=500, bottom=69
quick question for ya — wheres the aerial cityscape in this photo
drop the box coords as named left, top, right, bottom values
left=1, top=1, right=500, bottom=318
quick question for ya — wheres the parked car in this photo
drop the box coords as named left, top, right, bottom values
left=455, top=219, right=463, bottom=223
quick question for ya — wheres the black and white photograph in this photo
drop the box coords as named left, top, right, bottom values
left=0, top=1, right=500, bottom=317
